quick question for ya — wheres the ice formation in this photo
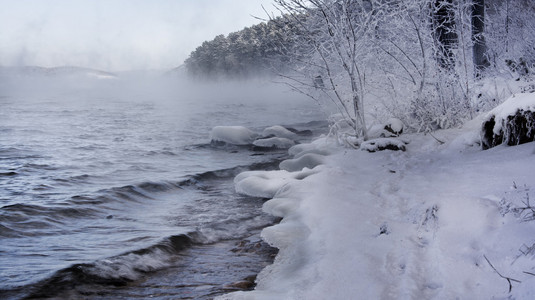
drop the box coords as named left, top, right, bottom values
left=210, top=126, right=259, bottom=145
left=253, top=137, right=295, bottom=149
left=262, top=125, right=298, bottom=140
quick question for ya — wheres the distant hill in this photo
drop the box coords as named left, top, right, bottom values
left=0, top=66, right=118, bottom=79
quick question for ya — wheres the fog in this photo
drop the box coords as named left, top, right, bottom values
left=0, top=0, right=276, bottom=71
left=0, top=66, right=320, bottom=116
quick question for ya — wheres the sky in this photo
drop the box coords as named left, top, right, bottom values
left=0, top=0, right=277, bottom=71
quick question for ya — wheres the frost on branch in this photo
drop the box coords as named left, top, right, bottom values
left=481, top=93, right=535, bottom=150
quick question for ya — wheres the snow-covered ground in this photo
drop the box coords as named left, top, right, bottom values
left=219, top=95, right=535, bottom=299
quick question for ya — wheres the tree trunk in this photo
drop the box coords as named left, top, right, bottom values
left=432, top=0, right=457, bottom=70
left=472, top=0, right=489, bottom=75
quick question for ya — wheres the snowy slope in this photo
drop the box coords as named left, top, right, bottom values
left=220, top=115, right=535, bottom=299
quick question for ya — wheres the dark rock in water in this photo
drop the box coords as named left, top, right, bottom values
left=481, top=109, right=535, bottom=150
left=223, top=275, right=257, bottom=291
left=0, top=171, right=17, bottom=176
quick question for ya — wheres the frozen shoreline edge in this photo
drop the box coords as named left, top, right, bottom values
left=217, top=111, right=535, bottom=299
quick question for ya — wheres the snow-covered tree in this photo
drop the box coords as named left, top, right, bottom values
left=272, top=0, right=407, bottom=140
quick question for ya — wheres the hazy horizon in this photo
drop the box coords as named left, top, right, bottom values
left=0, top=0, right=277, bottom=72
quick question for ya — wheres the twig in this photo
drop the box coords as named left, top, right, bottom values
left=427, top=132, right=445, bottom=145
left=483, top=255, right=521, bottom=293
left=523, top=271, right=535, bottom=277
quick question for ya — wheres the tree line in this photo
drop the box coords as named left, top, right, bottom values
left=184, top=0, right=535, bottom=139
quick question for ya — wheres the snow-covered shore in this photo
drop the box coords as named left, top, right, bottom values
left=218, top=96, right=535, bottom=299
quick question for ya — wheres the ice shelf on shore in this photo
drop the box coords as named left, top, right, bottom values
left=218, top=106, right=535, bottom=299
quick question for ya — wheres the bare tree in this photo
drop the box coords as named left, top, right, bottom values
left=273, top=0, right=393, bottom=140
left=472, top=0, right=489, bottom=75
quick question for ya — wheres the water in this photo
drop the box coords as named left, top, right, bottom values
left=0, top=73, right=326, bottom=299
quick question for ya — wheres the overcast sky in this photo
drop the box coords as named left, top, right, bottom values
left=0, top=0, right=277, bottom=71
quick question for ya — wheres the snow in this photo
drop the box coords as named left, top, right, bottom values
left=210, top=126, right=259, bottom=145
left=485, top=93, right=535, bottom=134
left=288, top=136, right=336, bottom=158
left=360, top=137, right=407, bottom=152
left=387, top=118, right=404, bottom=134
left=234, top=168, right=321, bottom=199
left=262, top=125, right=299, bottom=140
left=219, top=119, right=535, bottom=299
left=279, top=153, right=325, bottom=172
left=253, top=137, right=295, bottom=149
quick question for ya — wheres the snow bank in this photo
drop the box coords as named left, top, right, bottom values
left=253, top=137, right=295, bottom=149
left=210, top=126, right=259, bottom=145
left=262, top=125, right=298, bottom=140
left=220, top=123, right=535, bottom=300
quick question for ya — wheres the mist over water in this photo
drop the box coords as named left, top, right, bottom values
left=0, top=69, right=325, bottom=299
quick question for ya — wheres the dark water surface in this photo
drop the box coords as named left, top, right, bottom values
left=0, top=74, right=325, bottom=299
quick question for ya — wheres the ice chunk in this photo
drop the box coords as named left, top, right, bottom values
left=253, top=137, right=295, bottom=149
left=262, top=125, right=298, bottom=140
left=210, top=126, right=259, bottom=145
left=279, top=153, right=325, bottom=172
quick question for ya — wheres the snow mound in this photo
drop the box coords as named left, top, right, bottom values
left=262, top=197, right=301, bottom=218
left=234, top=168, right=320, bottom=199
left=385, top=118, right=404, bottom=135
left=481, top=93, right=535, bottom=149
left=279, top=153, right=325, bottom=172
left=253, top=137, right=295, bottom=149
left=288, top=136, right=337, bottom=158
left=485, top=93, right=535, bottom=126
left=368, top=119, right=404, bottom=139
left=360, top=138, right=407, bottom=152
left=262, top=125, right=298, bottom=140
left=210, top=126, right=259, bottom=145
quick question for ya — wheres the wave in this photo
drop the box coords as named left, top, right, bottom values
left=0, top=203, right=101, bottom=238
left=8, top=231, right=204, bottom=299
left=0, top=159, right=283, bottom=239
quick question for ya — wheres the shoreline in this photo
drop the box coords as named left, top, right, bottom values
left=219, top=117, right=535, bottom=299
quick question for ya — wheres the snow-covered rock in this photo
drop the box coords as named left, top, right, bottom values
left=360, top=138, right=407, bottom=152
left=253, top=137, right=295, bottom=149
left=234, top=168, right=319, bottom=199
left=210, top=126, right=259, bottom=145
left=384, top=118, right=404, bottom=136
left=288, top=136, right=337, bottom=158
left=279, top=153, right=325, bottom=172
left=481, top=93, right=535, bottom=149
left=262, top=125, right=299, bottom=140
left=367, top=118, right=404, bottom=139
